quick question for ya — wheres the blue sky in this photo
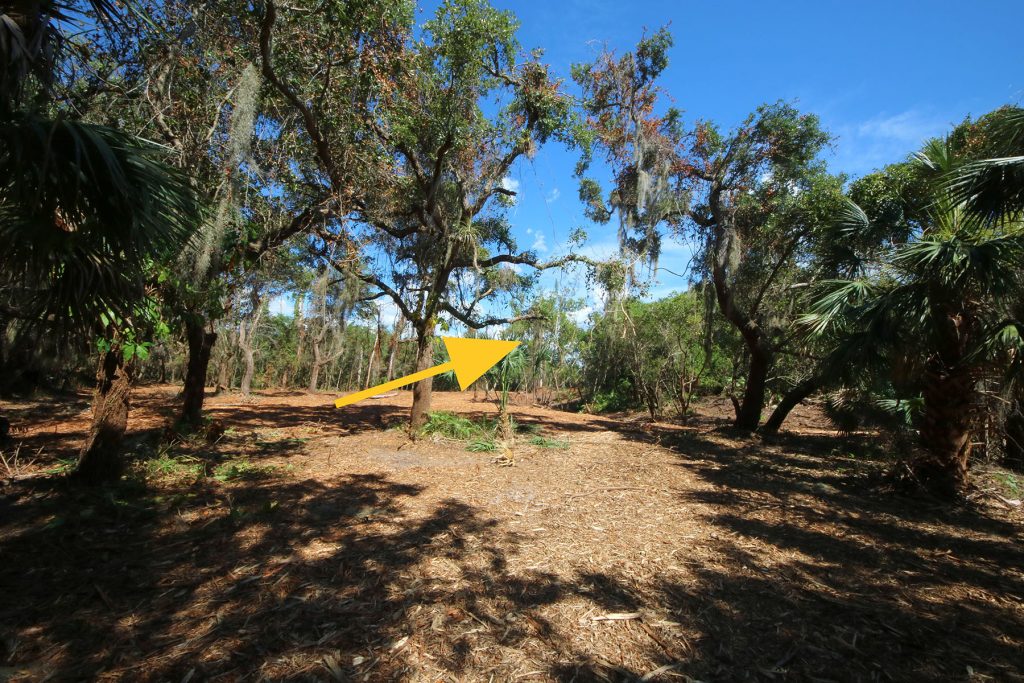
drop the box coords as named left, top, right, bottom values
left=471, top=0, right=1024, bottom=318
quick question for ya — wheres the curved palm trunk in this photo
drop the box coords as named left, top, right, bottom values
left=916, top=366, right=975, bottom=496
left=409, top=333, right=433, bottom=431
left=75, top=350, right=131, bottom=483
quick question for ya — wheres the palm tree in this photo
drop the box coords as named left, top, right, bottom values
left=1, top=2, right=202, bottom=482
left=947, top=106, right=1024, bottom=471
left=803, top=139, right=1024, bottom=496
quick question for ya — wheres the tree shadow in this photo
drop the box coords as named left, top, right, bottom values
left=553, top=422, right=1024, bottom=681
left=0, top=471, right=530, bottom=680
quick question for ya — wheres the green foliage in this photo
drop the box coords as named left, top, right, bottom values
left=419, top=410, right=553, bottom=452
left=572, top=27, right=688, bottom=278
left=529, top=436, right=569, bottom=449
left=467, top=438, right=498, bottom=453
left=144, top=453, right=205, bottom=480
left=212, top=458, right=277, bottom=482
left=583, top=290, right=737, bottom=417
left=0, top=116, right=203, bottom=331
left=420, top=411, right=481, bottom=440
left=802, top=133, right=1024, bottom=491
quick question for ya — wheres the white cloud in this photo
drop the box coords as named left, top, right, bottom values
left=376, top=300, right=402, bottom=329
left=569, top=305, right=594, bottom=324
left=830, top=108, right=952, bottom=177
left=268, top=295, right=292, bottom=315
left=531, top=232, right=548, bottom=253
left=545, top=187, right=561, bottom=203
left=856, top=110, right=948, bottom=144
left=501, top=176, right=521, bottom=195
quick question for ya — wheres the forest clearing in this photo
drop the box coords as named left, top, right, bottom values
left=3, top=0, right=1024, bottom=680
left=2, top=388, right=1022, bottom=681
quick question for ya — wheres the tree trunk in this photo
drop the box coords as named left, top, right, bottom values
left=180, top=318, right=217, bottom=427
left=240, top=345, right=256, bottom=395
left=238, top=289, right=264, bottom=396
left=365, top=325, right=381, bottom=389
left=386, top=317, right=403, bottom=381
left=217, top=359, right=230, bottom=391
left=410, top=333, right=434, bottom=431
left=1004, top=407, right=1024, bottom=472
left=309, top=346, right=322, bottom=392
left=709, top=200, right=772, bottom=432
left=915, top=366, right=975, bottom=497
left=762, top=375, right=821, bottom=434
left=733, top=344, right=770, bottom=430
left=75, top=350, right=132, bottom=483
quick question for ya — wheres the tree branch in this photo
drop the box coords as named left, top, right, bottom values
left=259, top=0, right=341, bottom=188
left=441, top=302, right=543, bottom=330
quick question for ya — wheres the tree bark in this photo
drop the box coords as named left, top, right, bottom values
left=386, top=317, right=403, bottom=381
left=732, top=343, right=770, bottom=430
left=75, top=350, right=132, bottom=483
left=180, top=318, right=217, bottom=427
left=915, top=365, right=975, bottom=497
left=217, top=359, right=230, bottom=391
left=240, top=344, right=256, bottom=394
left=309, top=345, right=322, bottom=392
left=365, top=325, right=381, bottom=389
left=762, top=375, right=821, bottom=434
left=410, top=333, right=434, bottom=430
left=238, top=288, right=264, bottom=395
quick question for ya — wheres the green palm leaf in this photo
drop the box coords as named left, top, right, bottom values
left=0, top=114, right=203, bottom=329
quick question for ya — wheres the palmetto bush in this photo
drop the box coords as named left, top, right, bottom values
left=803, top=139, right=1024, bottom=495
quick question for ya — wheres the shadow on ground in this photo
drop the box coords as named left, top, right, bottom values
left=1, top=472, right=529, bottom=680
left=545, top=427, right=1024, bottom=681
left=2, top=389, right=1022, bottom=681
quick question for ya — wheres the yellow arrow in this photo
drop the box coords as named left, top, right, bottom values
left=334, top=337, right=521, bottom=408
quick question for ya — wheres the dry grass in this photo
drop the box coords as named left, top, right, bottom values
left=1, top=386, right=1022, bottom=681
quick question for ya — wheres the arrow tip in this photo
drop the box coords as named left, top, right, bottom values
left=442, top=337, right=521, bottom=390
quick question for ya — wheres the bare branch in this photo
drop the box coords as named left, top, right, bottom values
left=442, top=302, right=544, bottom=330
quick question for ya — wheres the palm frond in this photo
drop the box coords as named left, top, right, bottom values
left=948, top=155, right=1024, bottom=222
left=894, top=229, right=1024, bottom=298
left=947, top=109, right=1024, bottom=222
left=0, top=114, right=203, bottom=329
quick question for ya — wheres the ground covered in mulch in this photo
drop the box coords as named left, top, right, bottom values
left=1, top=386, right=1022, bottom=682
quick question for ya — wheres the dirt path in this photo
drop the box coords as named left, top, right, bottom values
left=1, top=386, right=1022, bottom=681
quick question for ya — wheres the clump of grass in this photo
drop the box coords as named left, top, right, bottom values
left=420, top=411, right=508, bottom=452
left=144, top=453, right=205, bottom=480
left=994, top=472, right=1020, bottom=497
left=529, top=436, right=569, bottom=450
left=467, top=438, right=497, bottom=453
left=421, top=411, right=568, bottom=453
left=421, top=412, right=481, bottom=440
left=44, top=456, right=78, bottom=475
left=212, top=458, right=277, bottom=482
left=517, top=422, right=542, bottom=436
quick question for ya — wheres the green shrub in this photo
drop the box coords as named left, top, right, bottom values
left=420, top=411, right=480, bottom=440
